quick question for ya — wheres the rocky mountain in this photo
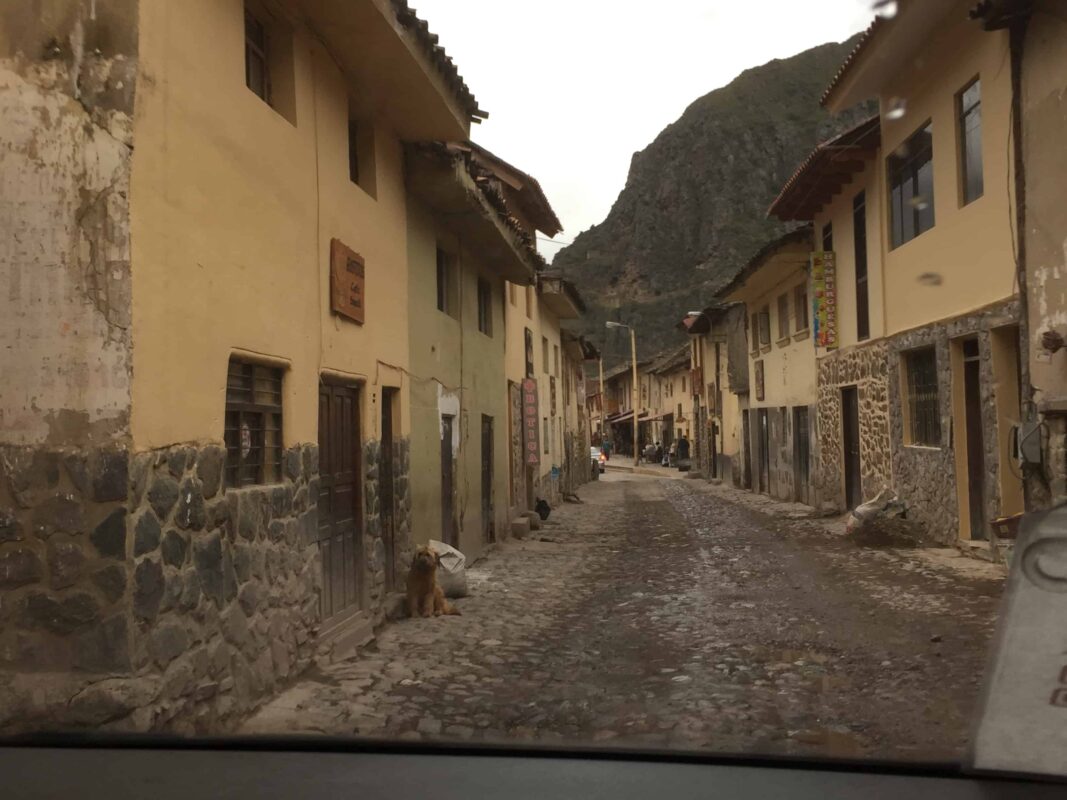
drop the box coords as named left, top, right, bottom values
left=553, top=36, right=872, bottom=365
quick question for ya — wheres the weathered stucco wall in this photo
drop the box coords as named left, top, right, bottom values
left=407, top=203, right=510, bottom=562
left=1022, top=2, right=1067, bottom=506
left=0, top=0, right=137, bottom=447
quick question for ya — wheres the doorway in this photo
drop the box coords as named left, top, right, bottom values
left=741, top=410, right=752, bottom=489
left=963, top=339, right=986, bottom=539
left=757, top=409, right=769, bottom=494
left=440, top=414, right=458, bottom=547
left=380, top=387, right=397, bottom=593
left=793, top=406, right=810, bottom=505
left=481, top=415, right=495, bottom=544
left=842, top=386, right=862, bottom=509
left=317, top=380, right=363, bottom=623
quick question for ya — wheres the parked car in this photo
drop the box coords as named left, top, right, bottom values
left=590, top=446, right=607, bottom=473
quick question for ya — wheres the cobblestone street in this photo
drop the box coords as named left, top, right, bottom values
left=243, top=472, right=1004, bottom=760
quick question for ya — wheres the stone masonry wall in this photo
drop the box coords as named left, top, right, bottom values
left=888, top=300, right=1019, bottom=544
left=816, top=341, right=891, bottom=511
left=364, top=438, right=413, bottom=622
left=0, top=442, right=323, bottom=733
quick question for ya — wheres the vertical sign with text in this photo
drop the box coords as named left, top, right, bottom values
left=811, top=251, right=838, bottom=350
left=522, top=378, right=540, bottom=466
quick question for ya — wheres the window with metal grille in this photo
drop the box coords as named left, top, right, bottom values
left=905, top=347, right=941, bottom=446
left=888, top=123, right=935, bottom=248
left=854, top=191, right=870, bottom=340
left=225, top=359, right=283, bottom=487
left=477, top=277, right=493, bottom=336
left=794, top=283, right=808, bottom=332
left=777, top=293, right=789, bottom=340
left=958, top=78, right=983, bottom=205
left=244, top=9, right=271, bottom=104
left=758, top=306, right=771, bottom=347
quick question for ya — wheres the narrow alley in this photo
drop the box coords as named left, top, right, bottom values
left=244, top=473, right=1003, bottom=761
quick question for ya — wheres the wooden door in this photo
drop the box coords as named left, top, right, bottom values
left=481, top=415, right=495, bottom=544
left=380, top=387, right=397, bottom=592
left=842, top=387, right=862, bottom=509
left=757, top=409, right=769, bottom=494
left=794, top=406, right=810, bottom=505
left=317, top=382, right=362, bottom=622
left=741, top=410, right=752, bottom=489
left=441, top=414, right=457, bottom=547
left=963, top=340, right=986, bottom=539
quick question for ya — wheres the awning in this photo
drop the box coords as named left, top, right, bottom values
left=608, top=411, right=634, bottom=424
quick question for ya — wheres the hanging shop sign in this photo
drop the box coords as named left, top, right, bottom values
left=522, top=378, right=540, bottom=466
left=811, top=250, right=838, bottom=350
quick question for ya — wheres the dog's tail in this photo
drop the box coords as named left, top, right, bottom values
left=443, top=600, right=462, bottom=616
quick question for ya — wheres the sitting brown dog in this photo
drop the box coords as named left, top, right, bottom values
left=406, top=545, right=461, bottom=618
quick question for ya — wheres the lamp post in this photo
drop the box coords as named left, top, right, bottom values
left=606, top=321, right=639, bottom=467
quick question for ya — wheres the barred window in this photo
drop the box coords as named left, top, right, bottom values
left=905, top=347, right=940, bottom=447
left=225, top=359, right=283, bottom=487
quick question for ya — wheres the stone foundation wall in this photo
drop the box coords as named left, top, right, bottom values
left=0, top=442, right=322, bottom=733
left=363, top=437, right=413, bottom=620
left=816, top=341, right=891, bottom=511
left=887, top=300, right=1019, bottom=544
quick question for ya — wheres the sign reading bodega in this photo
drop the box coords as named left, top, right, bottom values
left=522, top=378, right=540, bottom=466
left=811, top=251, right=837, bottom=349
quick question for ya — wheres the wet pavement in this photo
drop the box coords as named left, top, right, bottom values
left=242, top=472, right=1004, bottom=761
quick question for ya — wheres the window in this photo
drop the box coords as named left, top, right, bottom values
left=543, top=417, right=549, bottom=454
left=777, top=293, right=789, bottom=340
left=244, top=10, right=270, bottom=104
left=435, top=248, right=457, bottom=316
left=243, top=4, right=295, bottom=122
left=758, top=306, right=771, bottom=348
left=346, top=114, right=377, bottom=197
left=750, top=312, right=760, bottom=354
left=477, top=277, right=493, bottom=336
left=225, top=359, right=283, bottom=488
left=347, top=119, right=360, bottom=185
left=958, top=78, right=983, bottom=205
left=905, top=347, right=941, bottom=446
left=794, top=284, right=808, bottom=332
left=888, top=123, right=935, bottom=248
left=553, top=344, right=560, bottom=377
left=682, top=375, right=687, bottom=394
left=821, top=222, right=833, bottom=253
left=542, top=337, right=549, bottom=373
left=854, top=191, right=870, bottom=341
left=525, top=285, right=534, bottom=318
left=509, top=283, right=517, bottom=306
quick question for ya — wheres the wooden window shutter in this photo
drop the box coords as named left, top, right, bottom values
left=330, top=238, right=365, bottom=324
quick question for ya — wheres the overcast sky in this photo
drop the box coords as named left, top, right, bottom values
left=411, top=0, right=877, bottom=261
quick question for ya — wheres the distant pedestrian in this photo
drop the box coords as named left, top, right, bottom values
left=654, top=441, right=663, bottom=464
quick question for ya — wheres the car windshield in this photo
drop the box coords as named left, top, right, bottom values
left=2, top=0, right=1065, bottom=782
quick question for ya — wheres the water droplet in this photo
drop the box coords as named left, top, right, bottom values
left=917, top=272, right=943, bottom=286
left=886, top=97, right=907, bottom=120
left=873, top=0, right=898, bottom=19
left=908, top=194, right=929, bottom=211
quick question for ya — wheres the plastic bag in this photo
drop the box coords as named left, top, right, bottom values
left=429, top=539, right=468, bottom=598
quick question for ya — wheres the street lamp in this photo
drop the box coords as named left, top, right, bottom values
left=606, top=321, right=639, bottom=467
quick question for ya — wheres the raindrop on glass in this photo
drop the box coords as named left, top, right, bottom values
left=917, top=272, right=943, bottom=286
left=908, top=195, right=930, bottom=211
left=873, top=0, right=899, bottom=19
left=886, top=97, right=907, bottom=120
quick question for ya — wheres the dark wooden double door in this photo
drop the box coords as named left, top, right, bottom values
left=317, top=382, right=363, bottom=623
